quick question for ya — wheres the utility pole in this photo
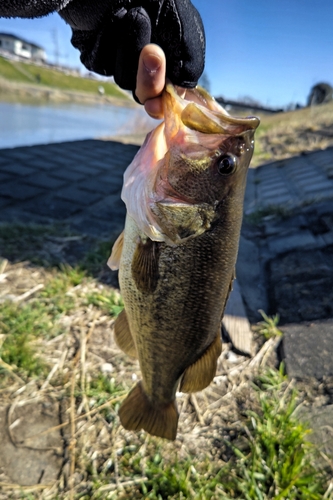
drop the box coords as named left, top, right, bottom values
left=52, top=28, right=59, bottom=67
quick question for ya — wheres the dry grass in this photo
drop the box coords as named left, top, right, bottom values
left=105, top=101, right=333, bottom=161
left=252, top=101, right=333, bottom=167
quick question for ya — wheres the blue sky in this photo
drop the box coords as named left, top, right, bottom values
left=0, top=0, right=332, bottom=107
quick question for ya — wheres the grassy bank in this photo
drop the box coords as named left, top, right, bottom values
left=0, top=223, right=332, bottom=499
left=253, top=100, right=333, bottom=166
left=0, top=55, right=130, bottom=102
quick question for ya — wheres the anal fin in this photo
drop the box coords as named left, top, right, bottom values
left=180, top=331, right=222, bottom=393
left=118, top=382, right=179, bottom=441
left=114, top=309, right=137, bottom=358
left=107, top=231, right=124, bottom=271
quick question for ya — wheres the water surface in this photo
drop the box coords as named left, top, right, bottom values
left=0, top=101, right=155, bottom=149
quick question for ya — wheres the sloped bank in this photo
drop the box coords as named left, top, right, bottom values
left=0, top=77, right=135, bottom=107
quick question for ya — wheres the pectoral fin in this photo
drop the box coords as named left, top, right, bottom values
left=114, top=309, right=137, bottom=358
left=151, top=202, right=216, bottom=244
left=107, top=231, right=124, bottom=271
left=180, top=331, right=222, bottom=393
left=131, top=238, right=160, bottom=294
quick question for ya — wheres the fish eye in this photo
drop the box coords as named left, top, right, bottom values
left=217, top=154, right=237, bottom=175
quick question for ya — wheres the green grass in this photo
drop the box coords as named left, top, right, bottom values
left=78, top=240, right=114, bottom=277
left=0, top=300, right=49, bottom=376
left=0, top=56, right=33, bottom=83
left=0, top=222, right=114, bottom=276
left=86, top=289, right=124, bottom=317
left=0, top=224, right=119, bottom=379
left=0, top=263, right=88, bottom=377
left=221, top=368, right=328, bottom=499
left=85, top=374, right=125, bottom=422
left=0, top=55, right=128, bottom=98
left=244, top=205, right=293, bottom=225
left=26, top=263, right=86, bottom=326
left=256, top=310, right=284, bottom=339
left=85, top=366, right=332, bottom=500
left=0, top=275, right=115, bottom=381
left=138, top=455, right=222, bottom=499
left=0, top=276, right=76, bottom=377
left=0, top=222, right=73, bottom=265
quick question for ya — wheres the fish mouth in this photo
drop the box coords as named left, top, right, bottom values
left=164, top=81, right=260, bottom=136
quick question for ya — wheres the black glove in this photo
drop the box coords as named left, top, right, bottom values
left=59, top=0, right=205, bottom=92
left=0, top=0, right=63, bottom=18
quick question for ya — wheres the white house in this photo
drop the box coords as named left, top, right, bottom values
left=0, top=33, right=46, bottom=62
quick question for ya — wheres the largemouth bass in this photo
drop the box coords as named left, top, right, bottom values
left=108, top=83, right=259, bottom=440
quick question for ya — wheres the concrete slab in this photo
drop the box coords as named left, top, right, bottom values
left=223, top=279, right=253, bottom=355
left=0, top=139, right=135, bottom=230
left=301, top=180, right=333, bottom=193
left=22, top=196, right=82, bottom=219
left=236, top=235, right=268, bottom=322
left=297, top=405, right=333, bottom=460
left=281, top=320, right=333, bottom=379
left=323, top=231, right=333, bottom=245
left=55, top=186, right=102, bottom=206
left=51, top=168, right=87, bottom=182
left=246, top=149, right=333, bottom=214
left=267, top=230, right=318, bottom=255
left=0, top=399, right=64, bottom=486
left=24, top=172, right=67, bottom=189
left=0, top=197, right=12, bottom=208
left=0, top=180, right=44, bottom=200
left=0, top=162, right=37, bottom=176
left=261, top=194, right=295, bottom=206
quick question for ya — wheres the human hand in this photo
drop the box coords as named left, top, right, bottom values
left=135, top=44, right=166, bottom=119
left=60, top=0, right=205, bottom=93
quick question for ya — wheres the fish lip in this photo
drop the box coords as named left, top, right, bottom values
left=165, top=80, right=260, bottom=133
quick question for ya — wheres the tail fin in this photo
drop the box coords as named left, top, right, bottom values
left=118, top=382, right=179, bottom=441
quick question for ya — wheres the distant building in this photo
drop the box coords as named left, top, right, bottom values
left=0, top=32, right=46, bottom=62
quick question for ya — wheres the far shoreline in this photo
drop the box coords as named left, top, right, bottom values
left=0, top=78, right=137, bottom=108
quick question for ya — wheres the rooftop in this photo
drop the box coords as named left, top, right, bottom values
left=0, top=31, right=43, bottom=50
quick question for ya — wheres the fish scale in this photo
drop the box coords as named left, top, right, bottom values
left=108, top=82, right=259, bottom=440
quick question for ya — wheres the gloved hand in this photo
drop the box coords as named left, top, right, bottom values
left=59, top=0, right=205, bottom=92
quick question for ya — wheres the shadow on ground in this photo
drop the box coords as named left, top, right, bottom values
left=0, top=222, right=119, bottom=288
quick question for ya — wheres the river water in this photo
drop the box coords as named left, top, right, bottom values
left=0, top=101, right=156, bottom=149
